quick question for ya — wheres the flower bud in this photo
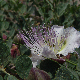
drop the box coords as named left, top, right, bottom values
left=2, top=33, right=7, bottom=41
left=10, top=44, right=20, bottom=58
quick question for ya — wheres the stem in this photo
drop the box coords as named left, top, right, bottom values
left=0, top=65, right=10, bottom=76
left=3, top=70, right=10, bottom=75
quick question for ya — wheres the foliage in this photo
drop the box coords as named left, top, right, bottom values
left=54, top=65, right=79, bottom=80
left=0, top=75, right=3, bottom=80
left=15, top=55, right=32, bottom=79
left=0, top=0, right=80, bottom=80
left=0, top=42, right=10, bottom=67
left=7, top=75, right=18, bottom=80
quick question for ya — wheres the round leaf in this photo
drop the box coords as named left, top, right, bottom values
left=0, top=42, right=10, bottom=66
left=7, top=75, right=18, bottom=80
left=55, top=66, right=78, bottom=80
left=0, top=75, right=3, bottom=80
left=15, top=55, right=32, bottom=79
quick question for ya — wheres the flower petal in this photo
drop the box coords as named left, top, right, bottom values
left=57, top=27, right=80, bottom=56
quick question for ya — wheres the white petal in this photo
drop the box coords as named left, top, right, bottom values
left=57, top=27, right=80, bottom=56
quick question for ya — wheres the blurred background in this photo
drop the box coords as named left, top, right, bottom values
left=1, top=0, right=80, bottom=31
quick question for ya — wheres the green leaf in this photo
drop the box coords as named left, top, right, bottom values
left=15, top=55, right=32, bottom=79
left=0, top=75, right=3, bottom=80
left=57, top=3, right=68, bottom=17
left=62, top=13, right=73, bottom=25
left=4, top=74, right=8, bottom=80
left=66, top=19, right=74, bottom=26
left=8, top=55, right=19, bottom=65
left=65, top=54, right=77, bottom=69
left=46, top=0, right=53, bottom=10
left=48, top=10, right=54, bottom=19
left=8, top=28, right=15, bottom=37
left=45, top=17, right=50, bottom=23
left=49, top=0, right=53, bottom=3
left=7, top=75, right=18, bottom=80
left=75, top=47, right=80, bottom=56
left=0, top=15, right=4, bottom=21
left=0, top=22, right=5, bottom=31
left=47, top=72, right=53, bottom=79
left=6, top=39, right=13, bottom=49
left=19, top=5, right=27, bottom=14
left=1, top=1, right=6, bottom=7
left=20, top=45, right=28, bottom=55
left=24, top=49, right=31, bottom=56
left=3, top=58, right=9, bottom=68
left=28, top=6, right=35, bottom=13
left=0, top=42, right=10, bottom=66
left=77, top=71, right=80, bottom=76
left=10, top=0, right=17, bottom=6
left=5, top=22, right=9, bottom=30
left=76, top=58, right=80, bottom=71
left=55, top=66, right=78, bottom=80
left=0, top=21, right=9, bottom=31
left=0, top=10, right=4, bottom=14
left=67, top=68, right=79, bottom=80
left=37, top=6, right=44, bottom=17
left=0, top=0, right=2, bottom=2
left=3, top=4, right=8, bottom=10
left=53, top=77, right=64, bottom=80
left=8, top=12, right=13, bottom=19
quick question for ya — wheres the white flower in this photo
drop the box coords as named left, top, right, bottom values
left=19, top=25, right=80, bottom=67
